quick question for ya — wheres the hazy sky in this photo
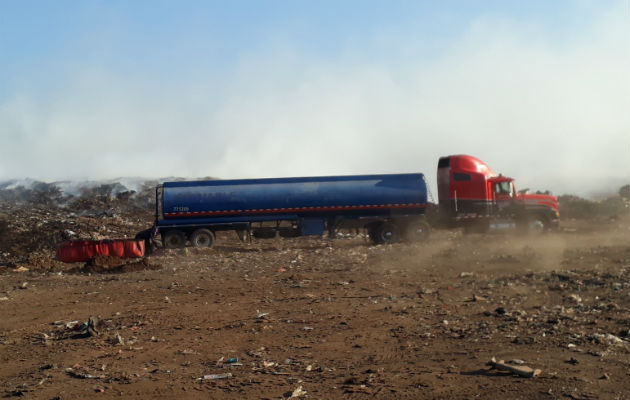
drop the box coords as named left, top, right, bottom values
left=1, top=0, right=628, bottom=196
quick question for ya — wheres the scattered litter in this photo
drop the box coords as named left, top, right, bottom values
left=471, top=294, right=487, bottom=302
left=487, top=357, right=541, bottom=378
left=590, top=333, right=630, bottom=350
left=288, top=385, right=307, bottom=398
left=566, top=357, right=579, bottom=365
left=66, top=368, right=104, bottom=380
left=200, top=373, right=232, bottom=380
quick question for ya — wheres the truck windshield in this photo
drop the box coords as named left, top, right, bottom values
left=495, top=181, right=513, bottom=197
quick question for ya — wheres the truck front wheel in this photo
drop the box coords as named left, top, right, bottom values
left=163, top=230, right=186, bottom=249
left=528, top=217, right=547, bottom=234
left=191, top=229, right=215, bottom=248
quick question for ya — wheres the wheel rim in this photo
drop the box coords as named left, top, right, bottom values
left=378, top=225, right=396, bottom=243
left=529, top=220, right=545, bottom=233
left=410, top=227, right=427, bottom=239
left=191, top=229, right=214, bottom=247
left=193, top=234, right=211, bottom=247
left=164, top=232, right=185, bottom=248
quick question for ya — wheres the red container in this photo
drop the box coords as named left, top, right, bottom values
left=56, top=239, right=145, bottom=263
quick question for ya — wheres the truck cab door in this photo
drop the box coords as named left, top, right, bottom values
left=491, top=181, right=515, bottom=215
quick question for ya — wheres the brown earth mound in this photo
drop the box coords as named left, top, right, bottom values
left=76, top=256, right=160, bottom=274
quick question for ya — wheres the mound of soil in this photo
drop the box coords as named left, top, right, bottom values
left=77, top=256, right=160, bottom=274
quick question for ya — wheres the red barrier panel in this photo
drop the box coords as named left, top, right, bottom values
left=56, top=240, right=145, bottom=263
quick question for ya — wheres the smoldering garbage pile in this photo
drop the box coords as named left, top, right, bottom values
left=0, top=180, right=156, bottom=270
left=558, top=191, right=629, bottom=221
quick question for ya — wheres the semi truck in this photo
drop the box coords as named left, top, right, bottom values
left=137, top=155, right=558, bottom=248
left=436, top=155, right=559, bottom=233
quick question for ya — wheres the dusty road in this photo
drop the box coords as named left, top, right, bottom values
left=1, top=219, right=628, bottom=399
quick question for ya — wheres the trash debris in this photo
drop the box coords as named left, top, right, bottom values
left=288, top=385, right=307, bottom=398
left=471, top=294, right=487, bottom=302
left=487, top=357, right=541, bottom=378
left=66, top=368, right=104, bottom=379
left=590, top=333, right=630, bottom=350
left=495, top=307, right=507, bottom=315
left=200, top=373, right=232, bottom=380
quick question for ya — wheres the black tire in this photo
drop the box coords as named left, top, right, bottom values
left=190, top=229, right=215, bottom=248
left=163, top=230, right=186, bottom=249
left=405, top=221, right=431, bottom=242
left=371, top=222, right=398, bottom=244
left=527, top=217, right=547, bottom=234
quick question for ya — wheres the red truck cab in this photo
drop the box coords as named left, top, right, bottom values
left=437, top=155, right=559, bottom=231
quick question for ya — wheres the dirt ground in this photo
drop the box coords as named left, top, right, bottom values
left=1, top=218, right=628, bottom=399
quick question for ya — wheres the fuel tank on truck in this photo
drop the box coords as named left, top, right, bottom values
left=160, top=173, right=427, bottom=220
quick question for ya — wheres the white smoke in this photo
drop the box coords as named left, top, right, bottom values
left=0, top=3, right=627, bottom=198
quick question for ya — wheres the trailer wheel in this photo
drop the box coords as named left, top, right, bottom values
left=163, top=230, right=186, bottom=249
left=371, top=223, right=398, bottom=244
left=191, top=229, right=215, bottom=248
left=405, top=221, right=431, bottom=242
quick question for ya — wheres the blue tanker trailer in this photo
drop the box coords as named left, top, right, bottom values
left=139, top=173, right=429, bottom=248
